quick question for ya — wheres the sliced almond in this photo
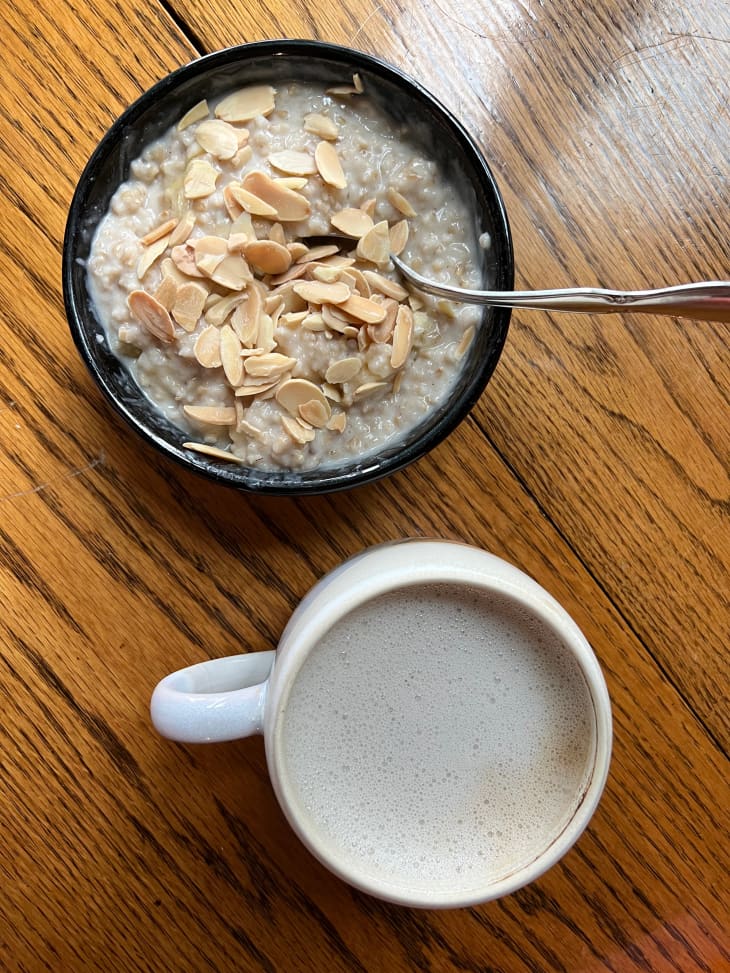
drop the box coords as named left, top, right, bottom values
left=299, top=399, right=330, bottom=428
left=368, top=297, right=399, bottom=343
left=231, top=144, right=253, bottom=168
left=281, top=310, right=308, bottom=327
left=338, top=293, right=386, bottom=324
left=326, top=412, right=347, bottom=432
left=153, top=275, right=178, bottom=311
left=140, top=219, right=177, bottom=247
left=276, top=378, right=330, bottom=418
left=361, top=197, right=377, bottom=218
left=386, top=188, right=417, bottom=218
left=210, top=254, right=252, bottom=291
left=331, top=207, right=374, bottom=238
left=172, top=281, right=208, bottom=331
left=389, top=219, right=409, bottom=256
left=228, top=212, right=257, bottom=252
left=322, top=383, right=342, bottom=402
left=390, top=304, right=414, bottom=369
left=315, top=141, right=346, bottom=189
left=136, top=234, right=170, bottom=280
left=353, top=73, right=364, bottom=93
left=408, top=292, right=425, bottom=311
left=311, top=265, right=341, bottom=284
left=296, top=244, right=341, bottom=264
left=234, top=381, right=278, bottom=398
left=269, top=223, right=286, bottom=246
left=183, top=405, right=237, bottom=425
left=356, top=220, right=390, bottom=265
left=242, top=171, right=311, bottom=222
left=127, top=290, right=175, bottom=343
left=205, top=292, right=247, bottom=327
left=257, top=312, right=276, bottom=352
left=229, top=184, right=279, bottom=218
left=169, top=211, right=196, bottom=247
left=392, top=371, right=403, bottom=395
left=223, top=183, right=244, bottom=220
left=321, top=304, right=357, bottom=334
left=269, top=150, right=317, bottom=176
left=220, top=325, right=244, bottom=386
left=326, top=84, right=359, bottom=97
left=340, top=267, right=370, bottom=296
left=234, top=407, right=264, bottom=439
left=281, top=416, right=315, bottom=444
left=194, top=325, right=222, bottom=368
left=274, top=176, right=308, bottom=191
left=302, top=312, right=326, bottom=331
left=362, top=270, right=408, bottom=301
left=325, top=357, right=362, bottom=384
left=353, top=381, right=388, bottom=400
left=183, top=159, right=219, bottom=199
left=195, top=119, right=240, bottom=160
left=456, top=324, right=475, bottom=358
left=303, top=113, right=339, bottom=140
left=178, top=100, right=209, bottom=131
left=244, top=353, right=297, bottom=378
left=269, top=262, right=309, bottom=286
left=171, top=243, right=205, bottom=277
left=293, top=280, right=351, bottom=305
left=183, top=442, right=245, bottom=464
left=193, top=235, right=228, bottom=276
left=244, top=239, right=292, bottom=276
left=215, top=85, right=276, bottom=122
left=230, top=286, right=263, bottom=346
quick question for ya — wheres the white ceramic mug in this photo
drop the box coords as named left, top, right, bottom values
left=151, top=540, right=612, bottom=908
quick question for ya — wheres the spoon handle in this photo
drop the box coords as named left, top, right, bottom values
left=390, top=256, right=730, bottom=322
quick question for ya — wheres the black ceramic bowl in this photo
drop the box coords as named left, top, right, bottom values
left=63, top=40, right=513, bottom=495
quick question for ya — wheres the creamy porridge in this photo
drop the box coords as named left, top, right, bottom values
left=87, top=77, right=482, bottom=471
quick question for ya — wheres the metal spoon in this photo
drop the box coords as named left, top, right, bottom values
left=389, top=255, right=730, bottom=322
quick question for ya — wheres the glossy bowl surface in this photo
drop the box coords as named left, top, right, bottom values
left=63, top=40, right=513, bottom=495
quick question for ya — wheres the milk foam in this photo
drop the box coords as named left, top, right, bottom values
left=277, top=583, right=596, bottom=894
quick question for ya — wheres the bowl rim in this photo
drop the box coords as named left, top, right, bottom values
left=63, top=39, right=513, bottom=495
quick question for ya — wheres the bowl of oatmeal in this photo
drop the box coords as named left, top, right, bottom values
left=63, top=40, right=513, bottom=494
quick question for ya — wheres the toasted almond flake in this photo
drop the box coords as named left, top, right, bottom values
left=194, top=326, right=222, bottom=368
left=242, top=171, right=311, bottom=222
left=171, top=244, right=206, bottom=277
left=281, top=415, right=315, bottom=444
left=339, top=293, right=386, bottom=324
left=315, top=141, right=347, bottom=188
left=368, top=298, right=398, bottom=343
left=205, top=292, right=247, bottom=327
left=456, top=324, right=475, bottom=358
left=302, top=312, right=326, bottom=331
left=341, top=267, right=370, bottom=296
left=128, top=290, right=175, bottom=343
left=293, top=280, right=350, bottom=305
left=311, top=265, right=342, bottom=284
left=320, top=304, right=355, bottom=334
left=136, top=234, right=170, bottom=279
left=391, top=304, right=414, bottom=369
left=178, top=100, right=209, bottom=131
left=320, top=254, right=356, bottom=268
left=183, top=405, right=237, bottom=425
left=244, top=239, right=292, bottom=276
left=229, top=184, right=279, bottom=218
left=244, top=353, right=297, bottom=378
left=436, top=299, right=457, bottom=319
left=160, top=257, right=189, bottom=285
left=234, top=380, right=278, bottom=397
left=299, top=399, right=330, bottom=428
left=322, top=383, right=342, bottom=402
left=276, top=378, right=330, bottom=417
left=274, top=176, right=309, bottom=191
left=325, top=356, right=362, bottom=384
left=235, top=127, right=251, bottom=147
left=193, top=235, right=228, bottom=276
left=326, top=412, right=347, bottom=432
left=140, top=218, right=177, bottom=247
left=408, top=292, right=425, bottom=311
left=361, top=198, right=377, bottom=218
left=357, top=327, right=369, bottom=352
left=269, top=262, right=309, bottom=289
left=353, top=381, right=388, bottom=400
left=210, top=254, right=252, bottom=290
left=264, top=293, right=285, bottom=316
left=195, top=119, right=240, bottom=160
left=392, top=371, right=403, bottom=394
left=303, top=112, right=339, bottom=140
left=269, top=223, right=286, bottom=246
left=297, top=244, right=341, bottom=265
left=230, top=289, right=261, bottom=346
left=231, top=144, right=253, bottom=168
left=183, top=442, right=245, bottom=463
left=386, top=188, right=417, bottom=218
left=220, top=325, right=244, bottom=385
left=353, top=73, right=364, bottom=93
left=184, top=159, right=219, bottom=199
left=356, top=220, right=390, bottom=265
left=235, top=411, right=265, bottom=439
left=257, top=312, right=276, bottom=352
left=172, top=281, right=208, bottom=331
left=169, top=211, right=196, bottom=247
left=223, top=183, right=244, bottom=219
left=281, top=310, right=308, bottom=327
left=330, top=207, right=374, bottom=238
left=215, top=85, right=276, bottom=122
left=153, top=275, right=178, bottom=310
left=269, top=150, right=317, bottom=176
left=362, top=270, right=408, bottom=301
left=390, top=219, right=410, bottom=256
left=326, top=84, right=359, bottom=97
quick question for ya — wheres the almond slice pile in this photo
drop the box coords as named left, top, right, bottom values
left=122, top=78, right=469, bottom=466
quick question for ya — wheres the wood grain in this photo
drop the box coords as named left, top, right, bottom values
left=1, top=0, right=728, bottom=970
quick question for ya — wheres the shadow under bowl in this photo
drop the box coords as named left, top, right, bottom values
left=63, top=40, right=513, bottom=495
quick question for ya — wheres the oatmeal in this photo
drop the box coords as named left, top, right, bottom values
left=87, top=77, right=482, bottom=471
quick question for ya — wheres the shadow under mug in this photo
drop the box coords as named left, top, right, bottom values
left=151, top=539, right=612, bottom=908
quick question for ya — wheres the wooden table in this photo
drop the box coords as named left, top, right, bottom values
left=2, top=0, right=728, bottom=969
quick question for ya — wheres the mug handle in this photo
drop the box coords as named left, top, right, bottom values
left=150, top=651, right=276, bottom=743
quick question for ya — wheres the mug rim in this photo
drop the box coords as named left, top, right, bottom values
left=265, top=543, right=612, bottom=907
